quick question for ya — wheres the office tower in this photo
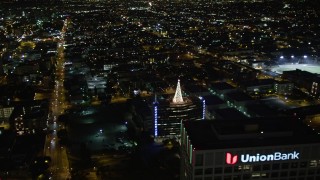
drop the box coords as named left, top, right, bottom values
left=180, top=118, right=320, bottom=180
left=153, top=80, right=204, bottom=140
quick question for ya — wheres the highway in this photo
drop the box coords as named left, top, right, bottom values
left=44, top=18, right=71, bottom=180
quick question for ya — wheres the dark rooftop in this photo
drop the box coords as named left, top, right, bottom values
left=184, top=85, right=209, bottom=94
left=202, top=95, right=225, bottom=106
left=183, top=117, right=320, bottom=150
left=243, top=79, right=275, bottom=87
left=210, top=82, right=235, bottom=91
left=213, top=108, right=248, bottom=120
left=245, top=103, right=278, bottom=118
left=225, top=91, right=254, bottom=102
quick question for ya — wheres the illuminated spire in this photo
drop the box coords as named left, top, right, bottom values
left=173, top=79, right=184, bottom=103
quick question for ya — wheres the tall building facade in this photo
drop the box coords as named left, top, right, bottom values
left=153, top=80, right=204, bottom=139
left=181, top=118, right=320, bottom=180
left=0, top=105, right=14, bottom=130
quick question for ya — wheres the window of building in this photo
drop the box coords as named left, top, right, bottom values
left=310, top=160, right=318, bottom=167
left=291, top=162, right=298, bottom=168
left=234, top=166, right=241, bottom=172
left=204, top=168, right=213, bottom=175
left=280, top=171, right=288, bottom=177
left=242, top=174, right=251, bottom=180
left=300, top=161, right=308, bottom=168
left=308, top=169, right=315, bottom=175
left=299, top=170, right=306, bottom=176
left=232, top=175, right=241, bottom=180
left=195, top=169, right=203, bottom=175
left=271, top=172, right=279, bottom=178
left=213, top=176, right=222, bottom=180
left=195, top=154, right=203, bottom=166
left=238, top=165, right=251, bottom=171
left=224, top=167, right=232, bottom=173
left=307, top=177, right=314, bottom=180
left=205, top=153, right=213, bottom=166
left=290, top=171, right=297, bottom=176
left=253, top=173, right=268, bottom=178
left=272, top=163, right=280, bottom=170
left=252, top=173, right=261, bottom=179
left=214, top=152, right=223, bottom=165
left=262, top=164, right=270, bottom=170
left=261, top=173, right=269, bottom=179
left=252, top=165, right=261, bottom=171
left=281, top=163, right=289, bottom=169
left=214, top=167, right=222, bottom=174
left=204, top=177, right=212, bottom=180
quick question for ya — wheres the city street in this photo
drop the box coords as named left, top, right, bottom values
left=1, top=1, right=320, bottom=180
left=44, top=18, right=71, bottom=180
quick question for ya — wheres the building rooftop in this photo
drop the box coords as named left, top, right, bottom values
left=245, top=102, right=278, bottom=117
left=242, top=78, right=275, bottom=87
left=183, top=117, right=320, bottom=150
left=213, top=108, right=248, bottom=120
left=202, top=95, right=225, bottom=106
left=184, top=85, right=209, bottom=94
left=210, top=82, right=235, bottom=91
left=225, top=91, right=254, bottom=102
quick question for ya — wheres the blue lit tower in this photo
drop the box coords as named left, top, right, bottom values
left=153, top=79, right=204, bottom=139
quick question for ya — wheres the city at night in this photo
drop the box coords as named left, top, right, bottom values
left=0, top=0, right=320, bottom=179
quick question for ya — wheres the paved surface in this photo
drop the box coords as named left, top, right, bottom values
left=44, top=19, right=71, bottom=180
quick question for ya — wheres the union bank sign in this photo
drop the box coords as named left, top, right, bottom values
left=226, top=151, right=300, bottom=165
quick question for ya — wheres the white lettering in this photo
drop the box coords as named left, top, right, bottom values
left=267, top=154, right=273, bottom=161
left=281, top=154, right=287, bottom=160
left=274, top=152, right=281, bottom=160
left=241, top=154, right=249, bottom=163
left=260, top=155, right=267, bottom=161
left=239, top=151, right=299, bottom=163
left=293, top=151, right=299, bottom=159
left=249, top=155, right=256, bottom=162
